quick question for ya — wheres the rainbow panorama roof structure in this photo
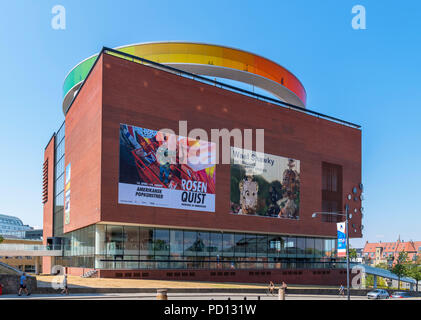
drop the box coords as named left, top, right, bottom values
left=62, top=41, right=307, bottom=115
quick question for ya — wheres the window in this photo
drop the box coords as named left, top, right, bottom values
left=322, top=164, right=340, bottom=192
left=286, top=237, right=297, bottom=256
left=169, top=229, right=183, bottom=257
left=296, top=237, right=306, bottom=256
left=268, top=235, right=286, bottom=257
left=183, top=231, right=198, bottom=257
left=124, top=226, right=139, bottom=255
left=139, top=227, right=154, bottom=256
left=105, top=225, right=124, bottom=256
left=322, top=162, right=343, bottom=223
left=256, top=234, right=267, bottom=257
left=196, top=232, right=210, bottom=257
left=209, top=232, right=223, bottom=256
left=234, top=233, right=246, bottom=258
left=222, top=233, right=235, bottom=256
left=154, top=229, right=169, bottom=256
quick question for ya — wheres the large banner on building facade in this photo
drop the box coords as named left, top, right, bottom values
left=230, top=147, right=300, bottom=219
left=118, top=124, right=216, bottom=212
left=64, top=163, right=71, bottom=225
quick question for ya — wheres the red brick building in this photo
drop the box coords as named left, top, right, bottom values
left=42, top=43, right=362, bottom=284
left=363, top=239, right=421, bottom=266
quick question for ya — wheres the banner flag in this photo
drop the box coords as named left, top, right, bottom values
left=337, top=222, right=346, bottom=257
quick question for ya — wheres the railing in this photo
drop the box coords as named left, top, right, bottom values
left=0, top=230, right=43, bottom=240
left=65, top=46, right=361, bottom=130
left=0, top=244, right=62, bottom=251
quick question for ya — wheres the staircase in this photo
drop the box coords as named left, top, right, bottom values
left=0, top=261, right=22, bottom=275
left=81, top=269, right=98, bottom=278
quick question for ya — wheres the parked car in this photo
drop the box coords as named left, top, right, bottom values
left=367, top=289, right=390, bottom=299
left=390, top=291, right=411, bottom=299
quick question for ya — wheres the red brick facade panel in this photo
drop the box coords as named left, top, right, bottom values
left=98, top=53, right=362, bottom=238
left=63, top=56, right=104, bottom=233
left=97, top=268, right=349, bottom=286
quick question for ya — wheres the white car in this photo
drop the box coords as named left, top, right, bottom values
left=367, top=289, right=390, bottom=299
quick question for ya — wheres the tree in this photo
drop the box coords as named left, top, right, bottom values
left=0, top=235, right=3, bottom=244
left=349, top=248, right=357, bottom=261
left=407, top=264, right=421, bottom=292
left=391, top=251, right=409, bottom=290
left=376, top=262, right=389, bottom=271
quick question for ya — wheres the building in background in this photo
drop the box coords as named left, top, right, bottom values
left=24, top=229, right=43, bottom=240
left=0, top=238, right=43, bottom=273
left=363, top=238, right=421, bottom=266
left=0, top=214, right=35, bottom=239
left=42, top=42, right=363, bottom=284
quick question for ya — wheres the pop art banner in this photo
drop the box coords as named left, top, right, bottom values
left=337, top=222, right=347, bottom=257
left=118, top=124, right=216, bottom=212
left=230, top=147, right=300, bottom=219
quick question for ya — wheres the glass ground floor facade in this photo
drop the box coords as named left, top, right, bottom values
left=55, top=224, right=343, bottom=270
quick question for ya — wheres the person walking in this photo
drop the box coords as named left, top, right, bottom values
left=339, top=284, right=345, bottom=297
left=268, top=281, right=275, bottom=295
left=18, top=272, right=30, bottom=296
left=61, top=274, right=69, bottom=295
left=281, top=281, right=288, bottom=295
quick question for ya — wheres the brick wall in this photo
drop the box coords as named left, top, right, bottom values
left=62, top=52, right=362, bottom=238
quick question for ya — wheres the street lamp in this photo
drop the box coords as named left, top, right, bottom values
left=312, top=204, right=351, bottom=300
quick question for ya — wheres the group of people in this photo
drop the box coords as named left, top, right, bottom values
left=268, top=281, right=288, bottom=295
left=16, top=272, right=69, bottom=296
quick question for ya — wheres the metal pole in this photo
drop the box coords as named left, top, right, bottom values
left=345, top=204, right=350, bottom=300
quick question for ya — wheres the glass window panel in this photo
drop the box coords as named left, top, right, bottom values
left=222, top=233, right=235, bottom=257
left=154, top=229, right=169, bottom=256
left=244, top=234, right=257, bottom=257
left=105, top=225, right=124, bottom=256
left=256, top=234, right=267, bottom=257
left=123, top=256, right=140, bottom=269
left=55, top=156, right=64, bottom=178
left=194, top=256, right=208, bottom=269
left=95, top=224, right=106, bottom=255
left=268, top=235, right=287, bottom=257
left=296, top=237, right=306, bottom=257
left=55, top=191, right=64, bottom=207
left=286, top=237, right=297, bottom=257
left=55, top=123, right=65, bottom=145
left=170, top=229, right=183, bottom=258
left=196, top=231, right=209, bottom=257
left=315, top=238, right=324, bottom=257
left=234, top=233, right=246, bottom=257
left=139, top=255, right=155, bottom=269
left=124, top=226, right=139, bottom=255
left=139, top=227, right=154, bottom=255
left=169, top=255, right=186, bottom=269
left=155, top=255, right=169, bottom=269
left=55, top=174, right=65, bottom=195
left=183, top=231, right=197, bottom=257
left=208, top=232, right=223, bottom=256
left=222, top=256, right=234, bottom=269
left=306, top=238, right=315, bottom=257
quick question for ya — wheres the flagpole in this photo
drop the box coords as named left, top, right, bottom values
left=345, top=204, right=350, bottom=301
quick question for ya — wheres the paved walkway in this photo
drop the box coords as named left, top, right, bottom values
left=35, top=275, right=338, bottom=289
left=0, top=292, right=363, bottom=300
left=2, top=292, right=420, bottom=300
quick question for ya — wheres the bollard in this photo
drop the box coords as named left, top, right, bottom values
left=157, top=289, right=168, bottom=300
left=258, top=296, right=260, bottom=300
left=278, top=288, right=285, bottom=300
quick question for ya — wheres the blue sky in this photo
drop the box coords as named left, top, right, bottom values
left=0, top=0, right=420, bottom=247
